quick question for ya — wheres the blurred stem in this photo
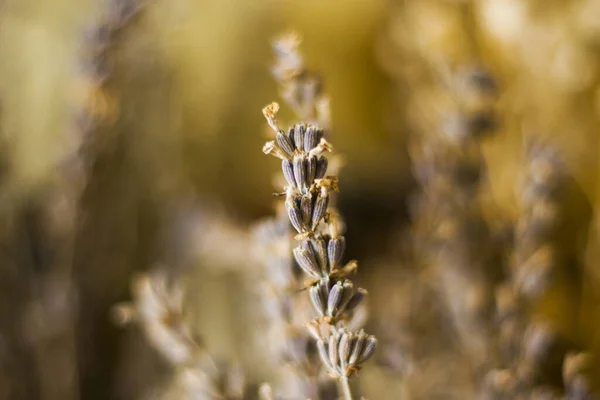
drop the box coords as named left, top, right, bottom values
left=339, top=376, right=353, bottom=400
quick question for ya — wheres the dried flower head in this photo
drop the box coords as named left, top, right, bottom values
left=316, top=329, right=377, bottom=378
left=261, top=96, right=375, bottom=399
left=114, top=270, right=199, bottom=365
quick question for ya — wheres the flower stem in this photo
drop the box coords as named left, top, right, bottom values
left=340, top=376, right=353, bottom=400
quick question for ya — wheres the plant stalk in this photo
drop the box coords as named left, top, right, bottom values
left=340, top=376, right=353, bottom=400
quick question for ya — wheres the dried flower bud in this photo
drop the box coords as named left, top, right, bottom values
left=304, top=125, right=320, bottom=151
left=293, top=243, right=321, bottom=279
left=309, top=283, right=327, bottom=317
left=311, top=193, right=329, bottom=230
left=317, top=339, right=335, bottom=373
left=306, top=155, right=317, bottom=183
left=286, top=126, right=295, bottom=148
left=294, top=124, right=306, bottom=151
left=316, top=127, right=324, bottom=143
left=293, top=154, right=307, bottom=189
left=316, top=156, right=328, bottom=179
left=338, top=331, right=353, bottom=369
left=282, top=160, right=296, bottom=188
left=344, top=288, right=366, bottom=312
left=327, top=281, right=344, bottom=317
left=277, top=130, right=295, bottom=156
left=328, top=236, right=345, bottom=271
left=300, top=194, right=313, bottom=227
left=285, top=196, right=305, bottom=233
left=348, top=330, right=366, bottom=365
left=359, top=336, right=377, bottom=364
left=340, top=280, right=356, bottom=311
left=328, top=333, right=340, bottom=373
left=312, top=237, right=328, bottom=274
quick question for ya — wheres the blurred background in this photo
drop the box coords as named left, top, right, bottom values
left=1, top=0, right=600, bottom=399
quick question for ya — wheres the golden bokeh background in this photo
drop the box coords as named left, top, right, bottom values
left=1, top=0, right=600, bottom=399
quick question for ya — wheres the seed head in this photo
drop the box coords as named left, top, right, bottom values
left=317, top=329, right=377, bottom=378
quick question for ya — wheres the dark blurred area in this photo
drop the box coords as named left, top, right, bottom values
left=1, top=0, right=600, bottom=399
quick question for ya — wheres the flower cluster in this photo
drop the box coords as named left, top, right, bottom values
left=314, top=328, right=377, bottom=379
left=262, top=101, right=376, bottom=395
left=483, top=142, right=597, bottom=399
left=114, top=270, right=249, bottom=399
